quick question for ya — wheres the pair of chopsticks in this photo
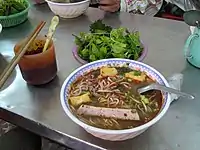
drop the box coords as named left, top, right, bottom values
left=0, top=21, right=46, bottom=90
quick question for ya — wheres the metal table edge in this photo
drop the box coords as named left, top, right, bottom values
left=0, top=108, right=106, bottom=150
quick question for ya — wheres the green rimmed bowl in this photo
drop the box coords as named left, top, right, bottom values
left=0, top=0, right=30, bottom=28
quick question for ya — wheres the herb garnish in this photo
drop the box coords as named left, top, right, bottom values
left=73, top=20, right=143, bottom=62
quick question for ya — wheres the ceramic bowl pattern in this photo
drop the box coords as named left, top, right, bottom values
left=45, top=0, right=90, bottom=19
left=72, top=42, right=148, bottom=64
left=60, top=58, right=171, bottom=141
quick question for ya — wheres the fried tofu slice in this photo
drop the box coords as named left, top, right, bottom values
left=100, top=67, right=118, bottom=77
left=69, top=92, right=92, bottom=107
left=125, top=71, right=146, bottom=82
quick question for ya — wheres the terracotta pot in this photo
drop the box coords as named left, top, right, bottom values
left=14, top=36, right=57, bottom=85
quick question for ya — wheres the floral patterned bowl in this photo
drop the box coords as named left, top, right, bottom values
left=72, top=42, right=148, bottom=65
left=60, top=58, right=171, bottom=141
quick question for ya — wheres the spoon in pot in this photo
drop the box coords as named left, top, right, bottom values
left=42, top=16, right=59, bottom=52
left=131, top=82, right=194, bottom=100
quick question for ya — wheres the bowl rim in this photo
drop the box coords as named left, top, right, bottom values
left=72, top=41, right=148, bottom=64
left=45, top=0, right=90, bottom=6
left=60, top=58, right=171, bottom=134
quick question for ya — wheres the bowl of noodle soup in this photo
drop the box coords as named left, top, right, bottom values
left=60, top=58, right=171, bottom=141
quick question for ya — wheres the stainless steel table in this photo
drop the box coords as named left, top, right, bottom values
left=0, top=4, right=200, bottom=150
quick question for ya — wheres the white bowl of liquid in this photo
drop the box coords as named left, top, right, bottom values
left=60, top=59, right=171, bottom=141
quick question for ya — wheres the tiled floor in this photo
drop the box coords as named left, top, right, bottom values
left=0, top=119, right=70, bottom=150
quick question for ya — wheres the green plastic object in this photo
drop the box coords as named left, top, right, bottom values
left=0, top=0, right=30, bottom=28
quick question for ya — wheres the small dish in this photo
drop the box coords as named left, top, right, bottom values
left=72, top=42, right=148, bottom=64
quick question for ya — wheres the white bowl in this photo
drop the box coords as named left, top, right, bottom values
left=60, top=58, right=171, bottom=141
left=45, top=0, right=90, bottom=18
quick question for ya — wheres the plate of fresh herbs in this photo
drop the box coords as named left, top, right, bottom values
left=0, top=0, right=28, bottom=16
left=0, top=0, right=30, bottom=27
left=72, top=20, right=148, bottom=64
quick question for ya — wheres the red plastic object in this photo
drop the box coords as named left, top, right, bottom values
left=161, top=13, right=183, bottom=21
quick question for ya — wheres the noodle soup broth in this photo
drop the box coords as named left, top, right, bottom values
left=67, top=64, right=164, bottom=130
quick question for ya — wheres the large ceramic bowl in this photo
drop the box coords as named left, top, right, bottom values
left=60, top=58, right=171, bottom=141
left=72, top=42, right=148, bottom=65
left=45, top=0, right=90, bottom=18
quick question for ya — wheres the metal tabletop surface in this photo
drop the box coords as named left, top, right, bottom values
left=0, top=4, right=200, bottom=150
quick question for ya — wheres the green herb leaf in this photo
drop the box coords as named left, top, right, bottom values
left=89, top=54, right=96, bottom=61
left=89, top=20, right=112, bottom=34
left=134, top=70, right=141, bottom=76
left=80, top=48, right=89, bottom=58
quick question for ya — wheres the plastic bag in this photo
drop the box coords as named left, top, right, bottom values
left=190, top=26, right=195, bottom=34
left=167, top=73, right=183, bottom=103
